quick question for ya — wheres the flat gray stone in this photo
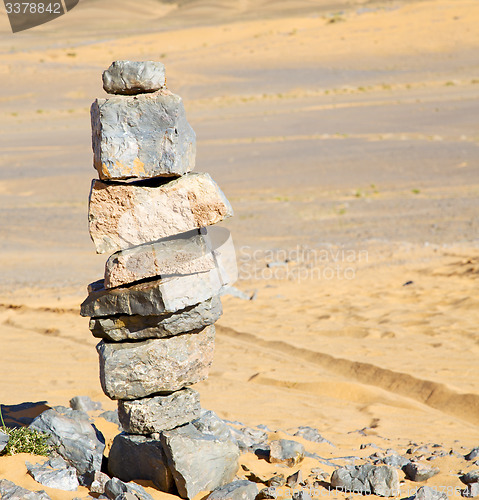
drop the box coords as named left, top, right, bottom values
left=269, top=439, right=305, bottom=467
left=69, top=396, right=102, bottom=412
left=97, top=325, right=215, bottom=400
left=81, top=269, right=224, bottom=318
left=118, top=388, right=201, bottom=434
left=0, top=479, right=51, bottom=499
left=102, top=60, right=166, bottom=96
left=104, top=477, right=154, bottom=500
left=29, top=408, right=105, bottom=476
left=90, top=296, right=222, bottom=341
left=161, top=423, right=240, bottom=499
left=404, top=462, right=440, bottom=482
left=92, top=89, right=194, bottom=180
left=104, top=230, right=216, bottom=289
left=409, top=486, right=448, bottom=500
left=26, top=457, right=79, bottom=491
left=0, top=429, right=9, bottom=452
left=88, top=172, right=232, bottom=254
left=207, top=480, right=258, bottom=500
left=108, top=433, right=174, bottom=493
left=330, top=464, right=399, bottom=497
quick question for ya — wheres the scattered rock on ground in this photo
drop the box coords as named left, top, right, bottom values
left=287, top=470, right=303, bottom=488
left=330, top=464, right=400, bottom=497
left=26, top=457, right=79, bottom=491
left=257, top=486, right=277, bottom=499
left=0, top=479, right=52, bottom=499
left=29, top=408, right=105, bottom=477
left=293, top=426, right=334, bottom=446
left=266, top=475, right=285, bottom=488
left=466, top=449, right=479, bottom=461
left=269, top=439, right=305, bottom=467
left=404, top=462, right=440, bottom=482
left=69, top=396, right=102, bottom=412
left=461, top=471, right=479, bottom=484
left=206, top=480, right=258, bottom=500
left=408, top=485, right=448, bottom=500
left=104, top=477, right=154, bottom=500
left=191, top=409, right=235, bottom=442
left=118, top=388, right=201, bottom=434
left=227, top=425, right=268, bottom=451
left=85, top=471, right=110, bottom=494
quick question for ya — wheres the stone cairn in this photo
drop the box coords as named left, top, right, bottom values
left=80, top=61, right=240, bottom=499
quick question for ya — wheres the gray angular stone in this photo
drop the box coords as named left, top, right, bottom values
left=118, top=388, right=201, bottom=434
left=293, top=426, right=334, bottom=446
left=97, top=325, right=215, bottom=400
left=228, top=426, right=267, bottom=451
left=207, top=480, right=258, bottom=500
left=26, top=457, right=79, bottom=491
left=98, top=410, right=120, bottom=426
left=379, top=453, right=410, bottom=469
left=102, top=60, right=166, bottom=96
left=331, top=464, right=399, bottom=497
left=409, top=486, right=448, bottom=500
left=404, top=462, right=440, bottom=482
left=29, top=408, right=105, bottom=476
left=0, top=479, right=51, bottom=499
left=92, top=89, right=194, bottom=181
left=461, top=471, right=479, bottom=485
left=191, top=409, right=235, bottom=443
left=269, top=439, right=305, bottom=467
left=104, top=230, right=216, bottom=288
left=108, top=433, right=174, bottom=493
left=81, top=269, right=224, bottom=318
left=466, top=449, right=479, bottom=461
left=87, top=471, right=110, bottom=494
left=0, top=429, right=9, bottom=452
left=104, top=477, right=154, bottom=500
left=463, top=484, right=479, bottom=498
left=88, top=172, right=232, bottom=254
left=286, top=470, right=303, bottom=488
left=69, top=396, right=102, bottom=412
left=257, top=487, right=277, bottom=499
left=161, top=423, right=240, bottom=499
left=90, top=296, right=222, bottom=341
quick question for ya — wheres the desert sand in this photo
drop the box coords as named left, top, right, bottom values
left=0, top=0, right=478, bottom=498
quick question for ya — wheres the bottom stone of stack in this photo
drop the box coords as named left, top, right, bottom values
left=109, top=424, right=240, bottom=500
left=97, top=325, right=215, bottom=400
left=118, top=388, right=201, bottom=434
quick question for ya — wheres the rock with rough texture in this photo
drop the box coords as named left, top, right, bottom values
left=461, top=471, right=479, bottom=485
left=207, top=480, right=258, bottom=500
left=108, top=433, right=174, bottom=492
left=269, top=439, right=305, bottom=467
left=257, top=487, right=277, bottom=499
left=286, top=471, right=303, bottom=488
left=97, top=325, right=215, bottom=400
left=92, top=89, right=195, bottom=180
left=104, top=477, right=154, bottom=500
left=404, top=462, right=440, bottom=482
left=0, top=479, right=51, bottom=500
left=191, top=410, right=235, bottom=443
left=104, top=230, right=216, bottom=288
left=90, top=296, right=222, bottom=341
left=86, top=471, right=110, bottom=494
left=81, top=269, right=224, bottom=318
left=228, top=426, right=267, bottom=451
left=0, top=430, right=9, bottom=452
left=29, top=408, right=105, bottom=476
left=409, top=486, right=448, bottom=500
left=102, top=60, right=166, bottom=96
left=466, top=449, right=479, bottom=461
left=161, top=423, right=240, bottom=499
left=119, top=388, right=201, bottom=434
left=330, top=464, right=399, bottom=497
left=88, top=173, right=232, bottom=254
left=69, top=396, right=102, bottom=412
left=26, top=457, right=79, bottom=491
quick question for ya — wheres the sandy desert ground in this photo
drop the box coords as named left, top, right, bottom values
left=0, top=0, right=478, bottom=498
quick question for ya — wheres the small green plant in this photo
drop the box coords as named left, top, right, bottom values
left=411, top=188, right=421, bottom=194
left=0, top=407, right=52, bottom=457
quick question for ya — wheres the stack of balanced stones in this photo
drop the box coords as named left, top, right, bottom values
left=80, top=61, right=240, bottom=499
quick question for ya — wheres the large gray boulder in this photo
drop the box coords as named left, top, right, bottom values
left=0, top=479, right=51, bottom=500
left=118, top=388, right=201, bottom=434
left=102, top=60, right=166, bottom=96
left=26, top=457, right=79, bottom=491
left=29, top=408, right=105, bottom=477
left=108, top=433, right=174, bottom=493
left=330, top=464, right=399, bottom=497
left=81, top=270, right=224, bottom=318
left=91, top=89, right=195, bottom=180
left=97, top=325, right=215, bottom=400
left=88, top=172, right=233, bottom=254
left=89, top=296, right=222, bottom=341
left=104, top=230, right=216, bottom=289
left=206, top=480, right=258, bottom=500
left=161, top=423, right=240, bottom=499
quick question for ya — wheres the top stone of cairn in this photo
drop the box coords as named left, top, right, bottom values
left=103, top=60, right=166, bottom=95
